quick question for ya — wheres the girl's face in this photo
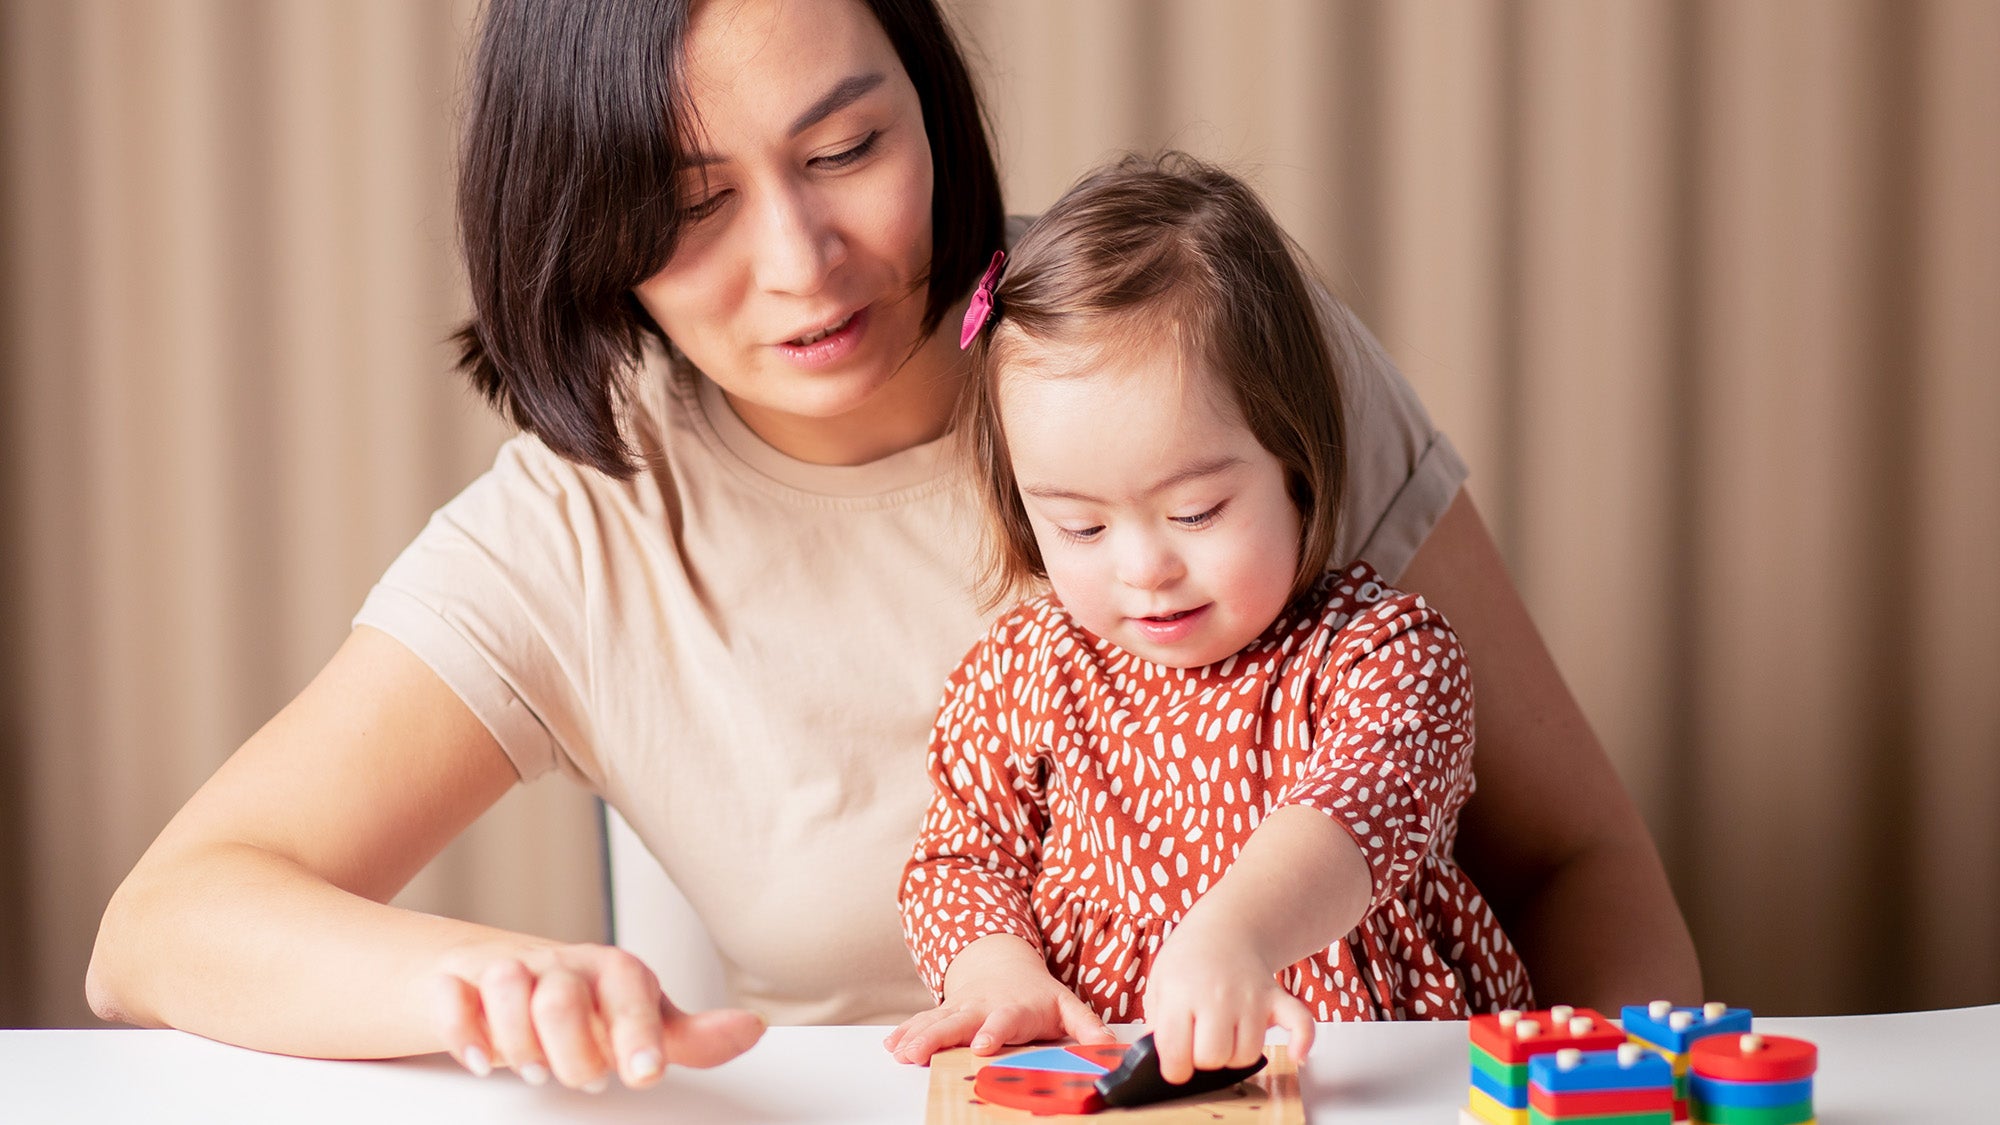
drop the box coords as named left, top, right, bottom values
left=999, top=339, right=1305, bottom=669
left=634, top=0, right=957, bottom=463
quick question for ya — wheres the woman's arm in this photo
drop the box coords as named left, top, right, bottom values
left=86, top=626, right=760, bottom=1086
left=1398, top=490, right=1702, bottom=1009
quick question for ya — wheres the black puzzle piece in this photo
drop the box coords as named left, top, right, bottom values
left=1092, top=1032, right=1268, bottom=1109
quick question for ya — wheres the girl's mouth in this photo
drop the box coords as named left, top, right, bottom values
left=1131, top=604, right=1210, bottom=645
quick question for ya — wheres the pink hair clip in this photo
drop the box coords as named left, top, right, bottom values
left=959, top=250, right=1006, bottom=350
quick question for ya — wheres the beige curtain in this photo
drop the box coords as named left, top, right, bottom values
left=3, top=0, right=1994, bottom=1029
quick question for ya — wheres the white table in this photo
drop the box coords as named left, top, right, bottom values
left=5, top=1006, right=1991, bottom=1123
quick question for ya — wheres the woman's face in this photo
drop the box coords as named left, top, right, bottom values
left=635, top=0, right=953, bottom=463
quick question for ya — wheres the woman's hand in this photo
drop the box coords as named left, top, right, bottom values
left=883, top=935, right=1115, bottom=1065
left=1141, top=913, right=1315, bottom=1085
left=432, top=940, right=765, bottom=1090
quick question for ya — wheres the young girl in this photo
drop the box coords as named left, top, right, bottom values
left=888, top=154, right=1533, bottom=1082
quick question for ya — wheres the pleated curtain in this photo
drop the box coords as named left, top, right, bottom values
left=2, top=0, right=1994, bottom=1029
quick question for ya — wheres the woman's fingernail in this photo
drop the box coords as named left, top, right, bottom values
left=583, top=1075, right=610, bottom=1094
left=629, top=1049, right=662, bottom=1080
left=971, top=1035, right=992, bottom=1050
left=462, top=1045, right=492, bottom=1078
left=518, top=1062, right=550, bottom=1087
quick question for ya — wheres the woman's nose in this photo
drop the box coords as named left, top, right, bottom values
left=752, top=184, right=844, bottom=296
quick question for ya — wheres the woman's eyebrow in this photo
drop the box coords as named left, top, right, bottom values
left=789, top=72, right=885, bottom=136
left=682, top=72, right=887, bottom=168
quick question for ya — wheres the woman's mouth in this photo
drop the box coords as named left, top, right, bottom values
left=774, top=307, right=868, bottom=368
left=789, top=313, right=854, bottom=346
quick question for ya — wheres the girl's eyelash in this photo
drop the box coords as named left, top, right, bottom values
left=1057, top=525, right=1104, bottom=544
left=815, top=130, right=881, bottom=169
left=1172, top=502, right=1226, bottom=528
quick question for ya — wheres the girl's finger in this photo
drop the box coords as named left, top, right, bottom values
left=431, top=973, right=495, bottom=1077
left=905, top=1008, right=986, bottom=1063
left=595, top=954, right=667, bottom=1087
left=886, top=1005, right=956, bottom=1059
left=885, top=1004, right=957, bottom=1057
left=1150, top=1009, right=1196, bottom=1085
left=529, top=967, right=611, bottom=1090
left=477, top=959, right=549, bottom=1085
left=1056, top=994, right=1116, bottom=1044
left=1232, top=1013, right=1265, bottom=1069
left=1190, top=1007, right=1238, bottom=1073
left=970, top=1005, right=1040, bottom=1055
left=1274, top=993, right=1315, bottom=1061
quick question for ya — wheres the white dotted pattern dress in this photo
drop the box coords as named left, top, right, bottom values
left=899, top=562, right=1533, bottom=1023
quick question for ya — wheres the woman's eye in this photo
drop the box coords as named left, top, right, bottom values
left=1057, top=525, right=1104, bottom=544
left=1171, top=503, right=1225, bottom=528
left=681, top=190, right=731, bottom=223
left=813, top=131, right=880, bottom=170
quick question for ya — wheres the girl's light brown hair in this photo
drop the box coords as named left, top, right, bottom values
left=961, top=151, right=1357, bottom=610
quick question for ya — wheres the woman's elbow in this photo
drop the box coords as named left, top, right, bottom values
left=85, top=882, right=159, bottom=1027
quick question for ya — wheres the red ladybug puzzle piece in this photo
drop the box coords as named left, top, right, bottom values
left=974, top=1065, right=1105, bottom=1116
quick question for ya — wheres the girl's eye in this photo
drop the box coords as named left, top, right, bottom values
left=1057, top=525, right=1104, bottom=544
left=813, top=130, right=881, bottom=170
left=1171, top=502, right=1226, bottom=529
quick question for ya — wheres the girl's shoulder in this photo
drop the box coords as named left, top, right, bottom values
left=1302, top=560, right=1451, bottom=654
left=980, top=591, right=1094, bottom=656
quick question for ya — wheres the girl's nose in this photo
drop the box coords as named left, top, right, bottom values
left=753, top=184, right=844, bottom=297
left=1115, top=532, right=1184, bottom=591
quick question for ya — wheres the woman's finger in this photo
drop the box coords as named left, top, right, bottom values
left=430, top=973, right=495, bottom=1078
left=529, top=966, right=611, bottom=1090
left=595, top=953, right=667, bottom=1087
left=660, top=1000, right=766, bottom=1069
left=477, top=959, right=549, bottom=1085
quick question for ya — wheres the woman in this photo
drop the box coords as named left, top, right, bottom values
left=86, top=0, right=1698, bottom=1093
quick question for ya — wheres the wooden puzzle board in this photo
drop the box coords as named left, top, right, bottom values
left=925, top=1045, right=1303, bottom=1124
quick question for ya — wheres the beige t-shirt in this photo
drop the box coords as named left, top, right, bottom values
left=355, top=309, right=1466, bottom=1026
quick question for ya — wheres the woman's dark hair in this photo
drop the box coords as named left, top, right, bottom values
left=454, top=0, right=1003, bottom=477
left=961, top=152, right=1353, bottom=609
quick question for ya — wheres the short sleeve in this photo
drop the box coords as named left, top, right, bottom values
left=351, top=434, right=598, bottom=785
left=1316, top=284, right=1469, bottom=580
left=1283, top=586, right=1477, bottom=910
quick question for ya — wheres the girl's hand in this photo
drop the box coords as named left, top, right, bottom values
left=883, top=936, right=1116, bottom=1065
left=431, top=941, right=765, bottom=1090
left=1142, top=914, right=1315, bottom=1085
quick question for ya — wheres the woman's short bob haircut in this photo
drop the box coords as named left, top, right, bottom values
left=961, top=152, right=1355, bottom=610
left=454, top=0, right=1003, bottom=478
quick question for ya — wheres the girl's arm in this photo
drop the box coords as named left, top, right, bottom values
left=1146, top=586, right=1472, bottom=1080
left=888, top=628, right=1113, bottom=1064
left=86, top=626, right=761, bottom=1087
left=1398, top=491, right=1701, bottom=1009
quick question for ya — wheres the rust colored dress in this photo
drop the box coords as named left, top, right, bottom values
left=899, top=562, right=1533, bottom=1022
